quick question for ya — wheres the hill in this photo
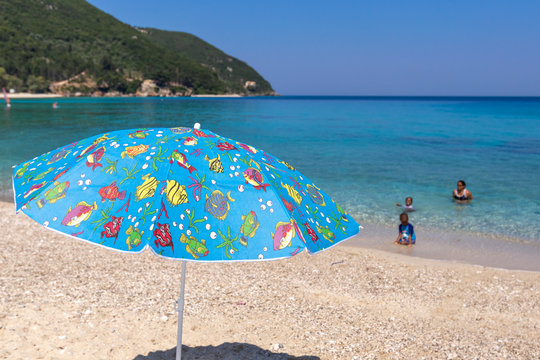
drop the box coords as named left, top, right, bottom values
left=142, top=28, right=274, bottom=95
left=0, top=0, right=275, bottom=96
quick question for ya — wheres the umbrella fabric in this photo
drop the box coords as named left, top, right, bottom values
left=12, top=126, right=360, bottom=261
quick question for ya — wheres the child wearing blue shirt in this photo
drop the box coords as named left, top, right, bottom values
left=395, top=212, right=415, bottom=247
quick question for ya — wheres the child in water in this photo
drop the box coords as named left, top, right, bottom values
left=396, top=196, right=415, bottom=211
left=395, top=212, right=415, bottom=247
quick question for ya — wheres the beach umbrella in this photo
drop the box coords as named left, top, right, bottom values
left=12, top=123, right=361, bottom=359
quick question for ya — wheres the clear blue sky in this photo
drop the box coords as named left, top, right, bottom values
left=87, top=0, right=540, bottom=96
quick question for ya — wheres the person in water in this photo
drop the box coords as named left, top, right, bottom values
left=453, top=180, right=473, bottom=202
left=395, top=212, right=415, bottom=247
left=396, top=196, right=415, bottom=211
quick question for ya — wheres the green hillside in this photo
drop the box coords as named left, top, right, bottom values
left=0, top=0, right=275, bottom=95
left=142, top=28, right=274, bottom=95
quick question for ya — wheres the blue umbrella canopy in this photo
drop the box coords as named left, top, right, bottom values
left=12, top=125, right=360, bottom=261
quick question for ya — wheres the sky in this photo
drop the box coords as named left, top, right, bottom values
left=87, top=0, right=540, bottom=96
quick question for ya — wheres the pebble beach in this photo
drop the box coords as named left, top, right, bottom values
left=1, top=201, right=538, bottom=360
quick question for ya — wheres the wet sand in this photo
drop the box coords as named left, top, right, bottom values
left=1, top=201, right=539, bottom=359
left=353, top=222, right=540, bottom=272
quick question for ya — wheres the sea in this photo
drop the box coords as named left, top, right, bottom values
left=1, top=96, right=539, bottom=271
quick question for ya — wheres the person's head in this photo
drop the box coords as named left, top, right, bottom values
left=399, top=212, right=409, bottom=225
left=457, top=180, right=466, bottom=189
left=405, top=196, right=413, bottom=206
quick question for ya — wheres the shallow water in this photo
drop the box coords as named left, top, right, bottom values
left=1, top=96, right=539, bottom=268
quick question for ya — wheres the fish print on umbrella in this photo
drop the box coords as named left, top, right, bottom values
left=306, top=184, right=325, bottom=207
left=277, top=159, right=295, bottom=171
left=53, top=169, right=69, bottom=182
left=169, top=150, right=197, bottom=173
left=99, top=181, right=126, bottom=202
left=23, top=183, right=46, bottom=200
left=204, top=155, right=223, bottom=173
left=61, top=201, right=98, bottom=227
left=281, top=181, right=302, bottom=205
left=164, top=180, right=188, bottom=207
left=86, top=146, right=105, bottom=171
left=180, top=233, right=209, bottom=259
left=154, top=223, right=174, bottom=253
left=170, top=127, right=191, bottom=134
left=316, top=225, right=335, bottom=242
left=125, top=225, right=143, bottom=249
left=272, top=219, right=296, bottom=251
left=14, top=163, right=30, bottom=179
left=36, top=181, right=69, bottom=208
left=128, top=130, right=148, bottom=139
left=243, top=167, right=270, bottom=191
left=77, top=134, right=111, bottom=158
left=13, top=125, right=361, bottom=261
left=237, top=143, right=257, bottom=154
left=48, top=142, right=76, bottom=164
left=216, top=141, right=237, bottom=151
left=193, top=128, right=214, bottom=138
left=239, top=211, right=259, bottom=246
left=101, top=216, right=124, bottom=243
left=28, top=167, right=54, bottom=182
left=121, top=144, right=149, bottom=159
left=181, top=137, right=198, bottom=146
left=205, top=190, right=235, bottom=220
left=304, top=222, right=319, bottom=243
left=135, top=174, right=159, bottom=201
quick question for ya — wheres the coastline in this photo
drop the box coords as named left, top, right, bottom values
left=351, top=222, right=540, bottom=272
left=3, top=93, right=265, bottom=100
left=1, top=201, right=538, bottom=359
left=6, top=93, right=62, bottom=99
left=0, top=197, right=537, bottom=272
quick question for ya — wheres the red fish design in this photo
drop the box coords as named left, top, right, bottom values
left=280, top=195, right=294, bottom=212
left=99, top=181, right=127, bottom=202
left=193, top=129, right=214, bottom=138
left=23, top=183, right=45, bottom=199
left=237, top=143, right=257, bottom=154
left=182, top=136, right=197, bottom=146
left=101, top=216, right=124, bottom=243
left=154, top=223, right=174, bottom=253
left=169, top=150, right=197, bottom=173
left=304, top=222, right=319, bottom=242
left=53, top=169, right=69, bottom=182
left=243, top=168, right=270, bottom=191
left=217, top=141, right=237, bottom=151
left=86, top=146, right=105, bottom=170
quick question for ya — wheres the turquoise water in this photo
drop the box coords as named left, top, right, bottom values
left=1, top=96, right=539, bottom=262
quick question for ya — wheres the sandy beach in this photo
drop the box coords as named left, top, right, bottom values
left=0, top=201, right=538, bottom=360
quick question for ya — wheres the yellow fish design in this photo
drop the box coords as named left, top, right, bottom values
left=277, top=159, right=295, bottom=171
left=204, top=154, right=224, bottom=173
left=121, top=144, right=149, bottom=159
left=281, top=181, right=302, bottom=205
left=135, top=174, right=159, bottom=201
left=165, top=180, right=188, bottom=207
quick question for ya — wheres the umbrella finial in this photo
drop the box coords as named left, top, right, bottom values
left=194, top=123, right=201, bottom=130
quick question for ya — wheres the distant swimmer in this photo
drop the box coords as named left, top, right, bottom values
left=2, top=87, right=10, bottom=108
left=53, top=102, right=58, bottom=109
left=396, top=196, right=415, bottom=212
left=453, top=180, right=473, bottom=202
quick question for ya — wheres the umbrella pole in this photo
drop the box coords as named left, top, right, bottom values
left=175, top=261, right=187, bottom=360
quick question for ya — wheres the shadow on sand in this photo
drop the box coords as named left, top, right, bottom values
left=133, top=342, right=321, bottom=360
